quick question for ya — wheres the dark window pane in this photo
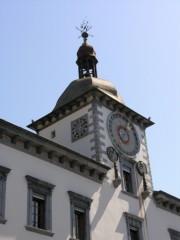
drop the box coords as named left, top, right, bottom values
left=130, top=228, right=139, bottom=240
left=123, top=170, right=133, bottom=193
left=75, top=210, right=85, bottom=240
left=32, top=196, right=45, bottom=229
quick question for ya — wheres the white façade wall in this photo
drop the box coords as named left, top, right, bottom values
left=0, top=141, right=179, bottom=240
left=143, top=197, right=180, bottom=240
left=39, top=104, right=95, bottom=159
left=0, top=142, right=142, bottom=240
left=0, top=143, right=99, bottom=240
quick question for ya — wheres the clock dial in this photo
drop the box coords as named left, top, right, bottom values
left=107, top=146, right=118, bottom=163
left=136, top=161, right=147, bottom=176
left=107, top=112, right=139, bottom=158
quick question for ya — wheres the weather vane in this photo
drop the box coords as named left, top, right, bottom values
left=76, top=19, right=93, bottom=40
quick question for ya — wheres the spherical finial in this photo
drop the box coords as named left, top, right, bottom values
left=82, top=31, right=89, bottom=39
left=76, top=19, right=93, bottom=43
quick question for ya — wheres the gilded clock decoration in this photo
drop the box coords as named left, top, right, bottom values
left=107, top=112, right=139, bottom=158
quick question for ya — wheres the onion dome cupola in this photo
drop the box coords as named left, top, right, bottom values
left=76, top=31, right=98, bottom=78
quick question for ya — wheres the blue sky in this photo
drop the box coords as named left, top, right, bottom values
left=1, top=0, right=180, bottom=197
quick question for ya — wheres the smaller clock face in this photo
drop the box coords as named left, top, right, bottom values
left=71, top=114, right=88, bottom=142
left=136, top=161, right=147, bottom=176
left=107, top=146, right=118, bottom=163
left=107, top=112, right=139, bottom=158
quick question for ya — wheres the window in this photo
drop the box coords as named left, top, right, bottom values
left=130, top=227, right=140, bottom=240
left=68, top=191, right=92, bottom=240
left=32, top=193, right=45, bottom=229
left=123, top=166, right=133, bottom=193
left=124, top=212, right=143, bottom=240
left=168, top=228, right=180, bottom=240
left=120, top=159, right=136, bottom=195
left=0, top=165, right=11, bottom=224
left=25, top=175, right=55, bottom=236
left=75, top=209, right=85, bottom=240
left=51, top=130, right=56, bottom=139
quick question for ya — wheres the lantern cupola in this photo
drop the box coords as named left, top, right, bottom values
left=76, top=30, right=98, bottom=78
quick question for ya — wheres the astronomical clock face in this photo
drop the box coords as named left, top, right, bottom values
left=107, top=112, right=139, bottom=158
left=71, top=114, right=88, bottom=142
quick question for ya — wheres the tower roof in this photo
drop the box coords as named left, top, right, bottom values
left=27, top=27, right=154, bottom=132
left=53, top=77, right=124, bottom=111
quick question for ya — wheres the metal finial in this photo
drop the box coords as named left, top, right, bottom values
left=76, top=19, right=93, bottom=43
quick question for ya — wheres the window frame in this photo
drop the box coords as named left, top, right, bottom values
left=0, top=165, right=11, bottom=224
left=124, top=212, right=144, bottom=240
left=68, top=191, right=93, bottom=240
left=74, top=208, right=85, bottom=240
left=25, top=175, right=55, bottom=237
left=120, top=158, right=137, bottom=196
left=32, top=192, right=45, bottom=229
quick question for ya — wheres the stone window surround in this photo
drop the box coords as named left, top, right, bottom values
left=68, top=190, right=93, bottom=240
left=0, top=165, right=11, bottom=224
left=124, top=212, right=144, bottom=240
left=25, top=175, right=55, bottom=237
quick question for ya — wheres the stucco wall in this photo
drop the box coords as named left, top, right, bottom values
left=39, top=104, right=94, bottom=159
left=0, top=142, right=179, bottom=240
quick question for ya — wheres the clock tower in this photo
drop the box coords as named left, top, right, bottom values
left=28, top=29, right=154, bottom=194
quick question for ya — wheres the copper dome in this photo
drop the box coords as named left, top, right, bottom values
left=77, top=43, right=96, bottom=58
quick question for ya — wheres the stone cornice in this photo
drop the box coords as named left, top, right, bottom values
left=153, top=191, right=180, bottom=216
left=27, top=89, right=154, bottom=132
left=0, top=119, right=110, bottom=183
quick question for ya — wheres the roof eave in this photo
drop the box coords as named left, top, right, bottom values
left=27, top=88, right=154, bottom=132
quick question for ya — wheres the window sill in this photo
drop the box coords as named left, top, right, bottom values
left=121, top=190, right=138, bottom=199
left=25, top=225, right=54, bottom=237
left=0, top=218, right=7, bottom=224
